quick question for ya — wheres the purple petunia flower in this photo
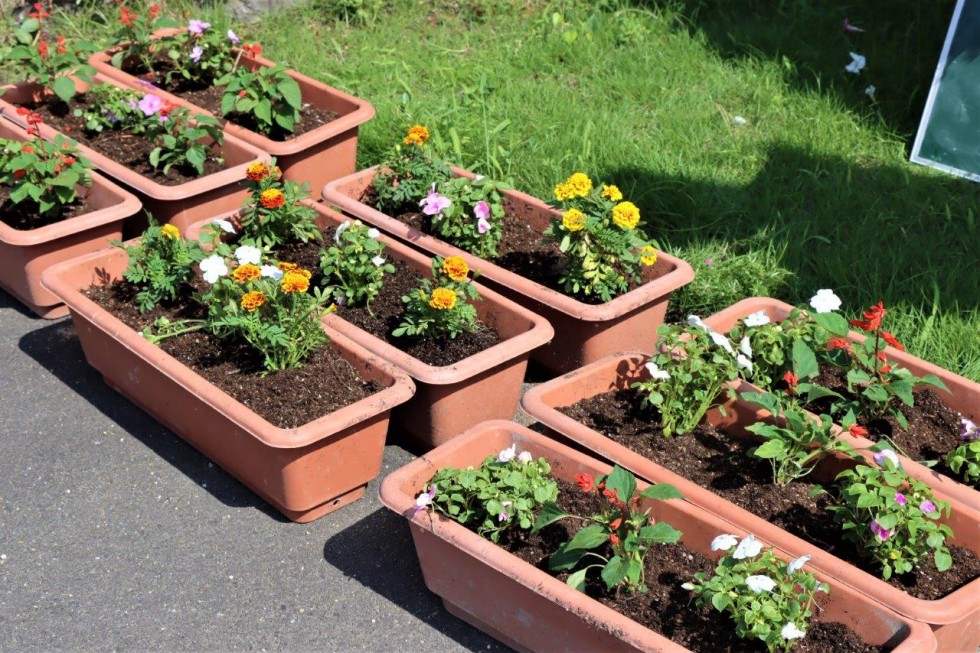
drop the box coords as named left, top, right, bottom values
left=869, top=520, right=893, bottom=542
left=190, top=45, right=204, bottom=63
left=894, top=492, right=907, bottom=506
left=962, top=418, right=979, bottom=441
left=227, top=29, right=240, bottom=44
left=413, top=485, right=437, bottom=516
left=419, top=184, right=451, bottom=217
left=188, top=19, right=210, bottom=34
left=920, top=500, right=937, bottom=514
left=474, top=200, right=491, bottom=234
left=137, top=93, right=163, bottom=116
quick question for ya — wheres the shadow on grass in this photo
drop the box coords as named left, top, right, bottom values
left=17, top=317, right=288, bottom=522
left=322, top=507, right=508, bottom=652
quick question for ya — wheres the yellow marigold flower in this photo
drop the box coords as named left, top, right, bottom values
left=565, top=172, right=592, bottom=198
left=245, top=162, right=269, bottom=182
left=562, top=208, right=586, bottom=232
left=232, top=263, right=261, bottom=283
left=441, top=256, right=469, bottom=281
left=240, top=291, right=266, bottom=312
left=280, top=271, right=310, bottom=294
left=554, top=182, right=572, bottom=202
left=403, top=124, right=430, bottom=146
left=259, top=188, right=285, bottom=209
left=428, top=287, right=457, bottom=310
left=639, top=245, right=658, bottom=266
left=160, top=224, right=180, bottom=240
left=612, top=201, right=640, bottom=230
left=602, top=184, right=623, bottom=202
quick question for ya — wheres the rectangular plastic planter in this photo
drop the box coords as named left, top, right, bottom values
left=40, top=245, right=416, bottom=522
left=0, top=76, right=267, bottom=237
left=0, top=120, right=142, bottom=318
left=520, top=351, right=980, bottom=651
left=380, top=420, right=937, bottom=652
left=322, top=166, right=694, bottom=374
left=703, top=297, right=980, bottom=512
left=89, top=37, right=375, bottom=193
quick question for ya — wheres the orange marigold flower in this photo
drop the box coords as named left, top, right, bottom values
left=403, top=124, right=429, bottom=146
left=280, top=271, right=310, bottom=294
left=232, top=263, right=261, bottom=283
left=428, top=287, right=457, bottom=310
left=240, top=291, right=266, bottom=312
left=277, top=262, right=298, bottom=272
left=160, top=224, right=180, bottom=240
left=441, top=256, right=469, bottom=281
left=245, top=162, right=269, bottom=182
left=259, top=188, right=285, bottom=209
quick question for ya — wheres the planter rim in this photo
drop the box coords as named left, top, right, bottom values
left=520, top=349, right=980, bottom=625
left=321, top=165, right=695, bottom=321
left=379, top=419, right=938, bottom=653
left=87, top=48, right=377, bottom=156
left=0, top=76, right=268, bottom=201
left=39, top=243, right=416, bottom=449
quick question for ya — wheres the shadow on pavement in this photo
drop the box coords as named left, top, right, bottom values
left=322, top=507, right=509, bottom=652
left=18, top=317, right=288, bottom=522
left=0, top=287, right=37, bottom=318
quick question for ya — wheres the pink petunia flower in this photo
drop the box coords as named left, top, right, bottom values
left=137, top=93, right=163, bottom=116
left=869, top=520, right=892, bottom=541
left=419, top=184, right=451, bottom=217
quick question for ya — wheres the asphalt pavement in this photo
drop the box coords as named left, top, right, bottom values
left=0, top=288, right=512, bottom=652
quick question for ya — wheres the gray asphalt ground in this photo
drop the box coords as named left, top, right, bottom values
left=0, top=288, right=513, bottom=652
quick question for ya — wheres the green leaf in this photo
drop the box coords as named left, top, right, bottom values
left=856, top=493, right=879, bottom=509
left=605, top=466, right=636, bottom=505
left=566, top=568, right=588, bottom=592
left=640, top=522, right=682, bottom=543
left=149, top=147, right=162, bottom=169
left=52, top=77, right=77, bottom=104
left=752, top=440, right=785, bottom=459
left=563, top=524, right=608, bottom=551
left=186, top=147, right=207, bottom=174
left=254, top=98, right=272, bottom=125
left=792, top=340, right=818, bottom=380
left=640, top=483, right=682, bottom=500
left=600, top=556, right=631, bottom=590
left=711, top=591, right=731, bottom=612
left=917, top=374, right=949, bottom=392
left=549, top=543, right=587, bottom=571
left=531, top=501, right=568, bottom=533
left=935, top=548, right=953, bottom=572
left=278, top=77, right=302, bottom=109
left=811, top=311, right=850, bottom=336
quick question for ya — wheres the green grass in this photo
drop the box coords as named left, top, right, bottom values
left=7, top=0, right=979, bottom=380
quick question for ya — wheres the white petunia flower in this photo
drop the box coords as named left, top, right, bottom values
left=517, top=451, right=533, bottom=464
left=200, top=255, right=228, bottom=284
left=809, top=289, right=842, bottom=314
left=745, top=574, right=776, bottom=593
left=736, top=354, right=753, bottom=372
left=367, top=228, right=380, bottom=239
left=235, top=245, right=262, bottom=265
left=687, top=315, right=710, bottom=332
left=710, top=331, right=735, bottom=355
left=732, top=534, right=763, bottom=559
left=781, top=623, right=806, bottom=640
left=865, top=85, right=876, bottom=99
left=681, top=582, right=696, bottom=590
left=211, top=218, right=235, bottom=234
left=497, top=444, right=517, bottom=463
left=787, top=554, right=812, bottom=574
left=371, top=256, right=386, bottom=267
left=260, top=265, right=283, bottom=280
left=743, top=310, right=770, bottom=327
left=739, top=336, right=752, bottom=358
left=334, top=220, right=351, bottom=243
left=711, top=534, right=739, bottom=552
left=845, top=52, right=866, bottom=74
left=645, top=362, right=671, bottom=381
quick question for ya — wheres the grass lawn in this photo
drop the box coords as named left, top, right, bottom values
left=6, top=0, right=978, bottom=379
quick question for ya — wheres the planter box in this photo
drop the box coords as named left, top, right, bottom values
left=380, top=420, right=937, bottom=652
left=187, top=201, right=553, bottom=449
left=39, top=245, right=416, bottom=522
left=703, top=297, right=980, bottom=512
left=520, top=351, right=980, bottom=650
left=0, top=120, right=141, bottom=318
left=0, top=76, right=267, bottom=237
left=89, top=37, right=374, bottom=192
left=322, top=166, right=694, bottom=374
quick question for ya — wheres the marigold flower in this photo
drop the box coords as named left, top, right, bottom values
left=259, top=188, right=285, bottom=209
left=240, top=291, right=266, bottom=312
left=245, top=162, right=269, bottom=181
left=575, top=473, right=594, bottom=492
left=561, top=208, right=586, bottom=232
left=280, top=271, right=310, bottom=294
left=441, top=256, right=469, bottom=281
left=881, top=330, right=904, bottom=351
left=602, top=184, right=623, bottom=201
left=639, top=245, right=657, bottom=266
left=277, top=262, right=298, bottom=272
left=827, top=337, right=852, bottom=352
left=160, top=224, right=180, bottom=240
left=403, top=124, right=429, bottom=146
left=564, top=172, right=592, bottom=198
left=428, top=287, right=457, bottom=310
left=612, top=201, right=640, bottom=230
left=232, top=263, right=261, bottom=283
left=553, top=182, right=572, bottom=201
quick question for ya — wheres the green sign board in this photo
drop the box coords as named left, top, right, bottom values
left=911, top=0, right=980, bottom=181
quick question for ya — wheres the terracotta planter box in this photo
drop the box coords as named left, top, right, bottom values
left=520, top=352, right=980, bottom=650
left=0, top=76, right=267, bottom=237
left=0, top=120, right=141, bottom=318
left=322, top=166, right=694, bottom=374
left=186, top=201, right=553, bottom=449
left=39, top=245, right=416, bottom=523
left=89, top=39, right=374, bottom=192
left=703, top=297, right=980, bottom=512
left=380, top=420, right=937, bottom=652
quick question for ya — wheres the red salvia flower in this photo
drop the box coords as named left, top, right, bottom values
left=56, top=35, right=67, bottom=55
left=783, top=370, right=798, bottom=388
left=62, top=156, right=76, bottom=166
left=574, top=473, right=594, bottom=493
left=848, top=424, right=869, bottom=437
left=876, top=351, right=887, bottom=361
left=13, top=170, right=26, bottom=179
left=827, top=337, right=852, bottom=352
left=609, top=517, right=622, bottom=530
left=37, top=40, right=48, bottom=58
left=880, top=364, right=892, bottom=374
left=881, top=331, right=904, bottom=351
left=242, top=43, right=262, bottom=57
left=119, top=7, right=136, bottom=26
left=609, top=534, right=620, bottom=546
left=22, top=145, right=34, bottom=154
left=16, top=107, right=30, bottom=116
left=149, top=4, right=159, bottom=17
left=29, top=2, right=50, bottom=19
left=850, top=301, right=887, bottom=332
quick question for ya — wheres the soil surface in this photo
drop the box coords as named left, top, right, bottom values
left=0, top=186, right=93, bottom=230
left=484, top=479, right=888, bottom=652
left=24, top=94, right=226, bottom=185
left=558, top=389, right=980, bottom=600
left=807, top=364, right=971, bottom=484
left=84, top=280, right=377, bottom=429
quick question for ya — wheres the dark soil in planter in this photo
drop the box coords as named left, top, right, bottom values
left=84, top=280, right=377, bottom=429
left=359, top=185, right=673, bottom=305
left=24, top=94, right=225, bottom=185
left=557, top=389, right=980, bottom=600
left=488, top=480, right=887, bottom=652
left=0, top=187, right=92, bottom=230
left=805, top=363, right=969, bottom=484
